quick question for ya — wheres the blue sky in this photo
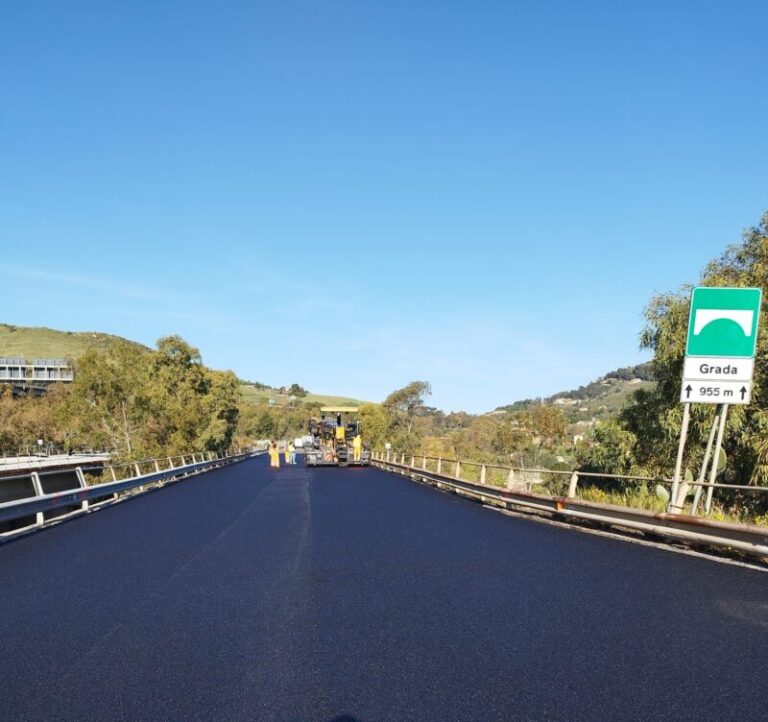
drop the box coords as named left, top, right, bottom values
left=2, top=1, right=767, bottom=412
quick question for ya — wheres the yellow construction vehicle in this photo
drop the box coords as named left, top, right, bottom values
left=304, top=406, right=371, bottom=467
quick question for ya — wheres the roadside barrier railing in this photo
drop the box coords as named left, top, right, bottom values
left=0, top=449, right=263, bottom=538
left=372, top=451, right=768, bottom=559
left=0, top=451, right=110, bottom=468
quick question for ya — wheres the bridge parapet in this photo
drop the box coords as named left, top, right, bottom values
left=373, top=450, right=768, bottom=559
left=0, top=450, right=261, bottom=539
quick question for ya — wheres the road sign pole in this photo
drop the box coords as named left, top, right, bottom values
left=673, top=405, right=720, bottom=513
left=690, top=406, right=721, bottom=515
left=704, top=403, right=729, bottom=515
left=670, top=402, right=691, bottom=512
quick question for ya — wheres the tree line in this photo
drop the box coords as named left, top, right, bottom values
left=0, top=336, right=240, bottom=461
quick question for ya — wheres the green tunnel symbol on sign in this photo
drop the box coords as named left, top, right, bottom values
left=686, top=287, right=762, bottom=358
left=693, top=309, right=754, bottom=337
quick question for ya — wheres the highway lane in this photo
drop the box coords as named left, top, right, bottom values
left=1, top=456, right=767, bottom=721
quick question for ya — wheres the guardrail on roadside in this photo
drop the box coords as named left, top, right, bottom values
left=375, top=451, right=672, bottom=495
left=0, top=450, right=262, bottom=539
left=372, top=452, right=768, bottom=559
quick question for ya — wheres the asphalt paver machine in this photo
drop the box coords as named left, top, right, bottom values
left=304, top=406, right=371, bottom=467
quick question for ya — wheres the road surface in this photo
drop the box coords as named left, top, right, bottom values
left=1, top=456, right=767, bottom=721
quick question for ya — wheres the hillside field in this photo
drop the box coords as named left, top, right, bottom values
left=0, top=324, right=149, bottom=360
left=239, top=385, right=367, bottom=408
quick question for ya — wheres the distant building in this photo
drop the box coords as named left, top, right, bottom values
left=0, top=357, right=74, bottom=384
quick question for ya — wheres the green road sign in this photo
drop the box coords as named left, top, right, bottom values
left=686, top=287, right=762, bottom=358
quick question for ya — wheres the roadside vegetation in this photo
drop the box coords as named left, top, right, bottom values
left=0, top=336, right=240, bottom=462
left=373, top=211, right=768, bottom=525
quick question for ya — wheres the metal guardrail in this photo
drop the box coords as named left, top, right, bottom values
left=375, top=452, right=672, bottom=495
left=372, top=452, right=768, bottom=559
left=0, top=453, right=111, bottom=472
left=376, top=452, right=768, bottom=506
left=0, top=450, right=263, bottom=538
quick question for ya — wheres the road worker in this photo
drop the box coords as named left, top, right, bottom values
left=268, top=441, right=280, bottom=469
left=335, top=413, right=346, bottom=442
left=353, top=433, right=362, bottom=463
left=288, top=441, right=296, bottom=465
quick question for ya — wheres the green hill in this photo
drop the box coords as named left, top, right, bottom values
left=0, top=324, right=150, bottom=360
left=1, top=323, right=362, bottom=407
left=238, top=384, right=366, bottom=408
left=496, top=362, right=655, bottom=424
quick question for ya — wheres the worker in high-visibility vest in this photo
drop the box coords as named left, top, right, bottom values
left=353, top=433, right=362, bottom=462
left=268, top=441, right=280, bottom=469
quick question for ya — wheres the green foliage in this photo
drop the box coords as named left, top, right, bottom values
left=288, top=383, right=308, bottom=398
left=0, top=385, right=63, bottom=452
left=358, top=403, right=390, bottom=449
left=383, top=381, right=431, bottom=453
left=576, top=420, right=637, bottom=475
left=528, top=405, right=568, bottom=446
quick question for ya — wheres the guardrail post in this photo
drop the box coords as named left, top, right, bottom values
left=76, top=467, right=89, bottom=511
left=411, top=455, right=415, bottom=467
left=437, top=458, right=442, bottom=473
left=455, top=460, right=461, bottom=479
left=506, top=468, right=515, bottom=490
left=401, top=453, right=405, bottom=464
left=567, top=471, right=579, bottom=498
left=134, top=463, right=141, bottom=477
left=423, top=456, right=427, bottom=470
left=30, top=472, right=44, bottom=527
left=167, top=457, right=174, bottom=469
left=154, top=460, right=161, bottom=472
left=109, top=465, right=117, bottom=482
left=480, top=465, right=487, bottom=485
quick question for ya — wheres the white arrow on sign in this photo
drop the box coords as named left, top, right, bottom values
left=680, top=380, right=751, bottom=405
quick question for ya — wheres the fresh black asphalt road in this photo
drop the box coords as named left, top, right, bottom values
left=1, top=456, right=767, bottom=722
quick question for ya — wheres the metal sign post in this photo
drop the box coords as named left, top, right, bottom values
left=689, top=406, right=722, bottom=515
left=704, top=404, right=729, bottom=515
left=670, top=403, right=691, bottom=511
